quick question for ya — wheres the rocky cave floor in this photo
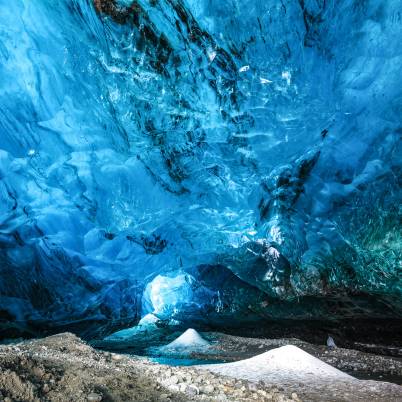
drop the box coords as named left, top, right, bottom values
left=0, top=332, right=401, bottom=402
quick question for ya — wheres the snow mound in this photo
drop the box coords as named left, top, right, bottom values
left=202, top=345, right=354, bottom=383
left=162, top=329, right=210, bottom=351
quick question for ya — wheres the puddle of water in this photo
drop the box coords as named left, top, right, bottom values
left=95, top=343, right=227, bottom=366
left=148, top=356, right=226, bottom=366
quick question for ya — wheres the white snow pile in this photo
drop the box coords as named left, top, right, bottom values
left=201, top=345, right=355, bottom=383
left=159, top=328, right=211, bottom=352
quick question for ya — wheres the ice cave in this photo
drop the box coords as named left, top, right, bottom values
left=0, top=1, right=401, bottom=400
left=0, top=0, right=402, bottom=337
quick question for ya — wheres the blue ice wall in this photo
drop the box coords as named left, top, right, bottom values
left=0, top=0, right=401, bottom=337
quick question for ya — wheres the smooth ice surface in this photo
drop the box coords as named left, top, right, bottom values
left=202, top=345, right=354, bottom=382
left=0, top=0, right=401, bottom=336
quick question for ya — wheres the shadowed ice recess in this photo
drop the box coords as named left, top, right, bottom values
left=0, top=0, right=401, bottom=338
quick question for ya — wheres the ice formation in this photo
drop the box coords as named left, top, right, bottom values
left=104, top=313, right=159, bottom=341
left=0, top=0, right=401, bottom=336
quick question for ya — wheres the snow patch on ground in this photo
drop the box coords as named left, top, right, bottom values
left=160, top=329, right=210, bottom=352
left=201, top=345, right=355, bottom=383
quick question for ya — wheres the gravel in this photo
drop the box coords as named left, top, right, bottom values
left=0, top=332, right=401, bottom=402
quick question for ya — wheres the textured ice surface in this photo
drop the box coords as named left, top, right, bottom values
left=0, top=0, right=401, bottom=336
left=104, top=313, right=159, bottom=341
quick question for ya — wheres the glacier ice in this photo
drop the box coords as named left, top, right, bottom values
left=0, top=0, right=401, bottom=337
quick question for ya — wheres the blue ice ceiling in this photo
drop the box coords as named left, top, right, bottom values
left=0, top=0, right=401, bottom=337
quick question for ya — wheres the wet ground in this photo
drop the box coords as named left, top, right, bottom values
left=1, top=332, right=402, bottom=401
left=0, top=333, right=300, bottom=402
left=0, top=333, right=402, bottom=402
left=95, top=330, right=402, bottom=385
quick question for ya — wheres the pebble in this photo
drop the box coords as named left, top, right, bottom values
left=87, top=392, right=102, bottom=401
left=248, top=383, right=258, bottom=391
left=168, top=385, right=180, bottom=393
left=202, top=384, right=215, bottom=393
left=111, top=353, right=123, bottom=361
left=185, top=384, right=199, bottom=396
